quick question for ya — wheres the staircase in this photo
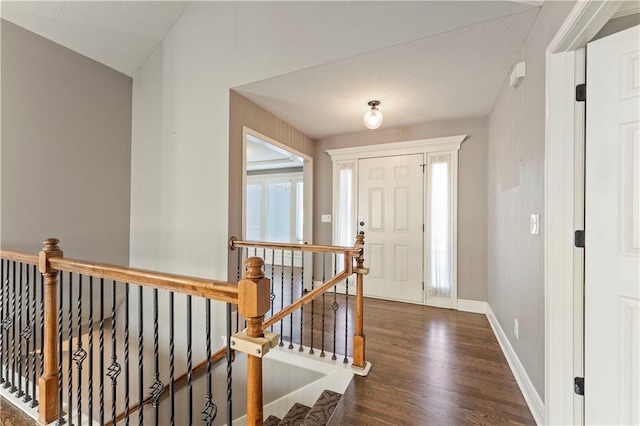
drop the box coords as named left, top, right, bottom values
left=264, top=390, right=342, bottom=426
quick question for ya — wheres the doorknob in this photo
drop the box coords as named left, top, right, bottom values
left=359, top=221, right=365, bottom=226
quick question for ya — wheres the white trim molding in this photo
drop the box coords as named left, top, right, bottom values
left=326, top=135, right=466, bottom=162
left=456, top=299, right=487, bottom=314
left=486, top=305, right=544, bottom=425
left=544, top=2, right=619, bottom=425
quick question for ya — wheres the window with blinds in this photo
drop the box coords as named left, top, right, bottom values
left=246, top=173, right=303, bottom=244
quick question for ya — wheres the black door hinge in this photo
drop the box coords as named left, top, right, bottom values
left=575, top=230, right=585, bottom=248
left=574, top=377, right=584, bottom=396
left=576, top=84, right=586, bottom=102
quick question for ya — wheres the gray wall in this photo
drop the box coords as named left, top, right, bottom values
left=314, top=117, right=488, bottom=302
left=1, top=20, right=132, bottom=265
left=487, top=1, right=575, bottom=400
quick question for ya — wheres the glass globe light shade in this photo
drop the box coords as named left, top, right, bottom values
left=363, top=108, right=383, bottom=130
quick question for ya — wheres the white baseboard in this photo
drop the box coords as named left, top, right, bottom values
left=456, top=299, right=487, bottom=314
left=486, top=305, right=545, bottom=425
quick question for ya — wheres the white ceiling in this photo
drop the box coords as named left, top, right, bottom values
left=1, top=1, right=543, bottom=138
left=235, top=8, right=539, bottom=139
left=247, top=135, right=303, bottom=172
left=0, top=1, right=189, bottom=76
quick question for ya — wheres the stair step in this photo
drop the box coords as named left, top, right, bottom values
left=279, top=402, right=311, bottom=425
left=264, top=415, right=282, bottom=426
left=302, top=390, right=342, bottom=426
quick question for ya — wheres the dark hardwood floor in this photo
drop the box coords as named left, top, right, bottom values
left=259, top=265, right=535, bottom=424
left=0, top=396, right=34, bottom=426
left=335, top=298, right=535, bottom=425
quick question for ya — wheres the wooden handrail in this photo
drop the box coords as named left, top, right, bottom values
left=230, top=237, right=362, bottom=256
left=0, top=249, right=39, bottom=265
left=105, top=346, right=231, bottom=426
left=48, top=257, right=239, bottom=304
left=0, top=248, right=240, bottom=303
left=262, top=270, right=350, bottom=329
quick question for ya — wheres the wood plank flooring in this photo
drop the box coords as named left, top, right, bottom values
left=0, top=397, right=34, bottom=426
left=336, top=298, right=535, bottom=425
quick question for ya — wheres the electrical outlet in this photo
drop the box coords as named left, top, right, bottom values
left=514, top=319, right=519, bottom=340
left=321, top=214, right=332, bottom=223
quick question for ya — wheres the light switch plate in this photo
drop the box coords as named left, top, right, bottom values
left=530, top=214, right=539, bottom=235
left=321, top=214, right=332, bottom=223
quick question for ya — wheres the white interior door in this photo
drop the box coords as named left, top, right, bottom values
left=358, top=154, right=423, bottom=303
left=585, top=25, right=640, bottom=425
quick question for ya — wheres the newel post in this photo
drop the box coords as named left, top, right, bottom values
left=38, top=238, right=62, bottom=424
left=352, top=232, right=368, bottom=369
left=233, top=257, right=276, bottom=426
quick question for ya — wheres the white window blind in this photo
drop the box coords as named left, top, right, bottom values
left=334, top=161, right=356, bottom=247
left=295, top=181, right=304, bottom=243
left=265, top=181, right=291, bottom=243
left=246, top=173, right=303, bottom=245
left=427, top=154, right=453, bottom=298
left=246, top=183, right=262, bottom=241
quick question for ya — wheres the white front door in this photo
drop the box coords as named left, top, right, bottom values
left=358, top=154, right=424, bottom=303
left=585, top=25, right=640, bottom=425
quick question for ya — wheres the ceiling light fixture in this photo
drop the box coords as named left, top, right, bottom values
left=363, top=100, right=383, bottom=130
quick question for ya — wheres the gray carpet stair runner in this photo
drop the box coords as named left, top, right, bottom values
left=263, top=389, right=342, bottom=426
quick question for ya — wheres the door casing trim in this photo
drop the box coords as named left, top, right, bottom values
left=544, top=2, right=619, bottom=424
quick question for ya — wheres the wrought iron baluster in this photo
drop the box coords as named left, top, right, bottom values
left=20, top=265, right=30, bottom=402
left=108, top=281, right=121, bottom=426
left=279, top=250, right=284, bottom=347
left=75, top=275, right=88, bottom=426
left=201, top=299, right=216, bottom=425
left=31, top=272, right=44, bottom=407
left=57, top=271, right=64, bottom=426
left=270, top=249, right=275, bottom=331
left=124, top=283, right=130, bottom=425
left=10, top=260, right=16, bottom=392
left=169, top=291, right=175, bottom=426
left=88, top=277, right=94, bottom=422
left=299, top=251, right=304, bottom=352
left=39, top=272, right=44, bottom=380
left=344, top=277, right=349, bottom=364
left=332, top=254, right=338, bottom=361
left=29, top=264, right=37, bottom=406
left=99, top=278, right=105, bottom=426
left=309, top=253, right=315, bottom=355
left=67, top=272, right=73, bottom=426
left=150, top=289, right=163, bottom=426
left=138, top=286, right=144, bottom=426
left=289, top=250, right=294, bottom=350
left=320, top=254, right=326, bottom=358
left=16, top=262, right=24, bottom=398
left=0, top=259, right=5, bottom=385
left=187, top=295, right=193, bottom=425
left=226, top=302, right=233, bottom=426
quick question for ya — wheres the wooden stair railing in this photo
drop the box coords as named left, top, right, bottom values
left=2, top=238, right=240, bottom=424
left=229, top=233, right=369, bottom=370
left=0, top=234, right=366, bottom=426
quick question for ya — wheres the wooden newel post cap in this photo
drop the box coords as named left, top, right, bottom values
left=43, top=238, right=60, bottom=251
left=238, top=257, right=269, bottom=320
left=244, top=257, right=265, bottom=280
left=39, top=238, right=63, bottom=274
left=356, top=233, right=365, bottom=245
